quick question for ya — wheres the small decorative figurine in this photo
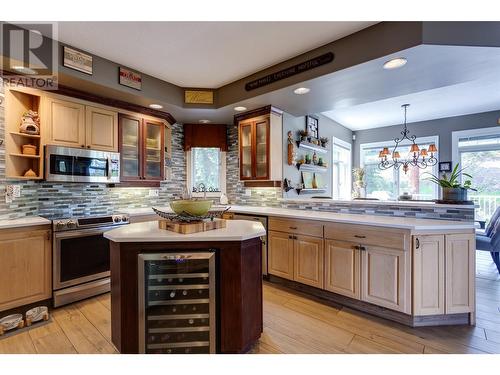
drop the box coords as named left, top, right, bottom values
left=19, top=110, right=40, bottom=135
left=320, top=137, right=329, bottom=147
left=318, top=157, right=323, bottom=166
left=287, top=131, right=295, bottom=166
left=312, top=151, right=318, bottom=165
left=305, top=154, right=311, bottom=164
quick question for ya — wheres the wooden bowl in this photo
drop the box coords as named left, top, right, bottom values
left=22, top=144, right=37, bottom=155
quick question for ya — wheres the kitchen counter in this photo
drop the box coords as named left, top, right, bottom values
left=0, top=216, right=51, bottom=230
left=104, top=219, right=265, bottom=242
left=228, top=205, right=474, bottom=232
left=280, top=198, right=476, bottom=209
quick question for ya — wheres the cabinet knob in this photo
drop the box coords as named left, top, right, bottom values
left=87, top=145, right=90, bottom=149
left=81, top=144, right=85, bottom=148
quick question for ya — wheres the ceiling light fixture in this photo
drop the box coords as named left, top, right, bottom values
left=149, top=103, right=163, bottom=109
left=383, top=57, right=407, bottom=70
left=293, top=87, right=310, bottom=95
left=234, top=106, right=247, bottom=112
left=378, top=104, right=438, bottom=174
left=12, top=65, right=38, bottom=75
left=199, top=119, right=211, bottom=124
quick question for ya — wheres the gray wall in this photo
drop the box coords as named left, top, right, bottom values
left=283, top=113, right=353, bottom=198
left=353, top=110, right=500, bottom=167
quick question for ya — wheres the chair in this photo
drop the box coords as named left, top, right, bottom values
left=476, top=206, right=500, bottom=274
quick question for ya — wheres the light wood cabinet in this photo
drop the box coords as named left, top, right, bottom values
left=361, top=245, right=410, bottom=314
left=46, top=97, right=118, bottom=151
left=0, top=227, right=52, bottom=312
left=46, top=97, right=86, bottom=148
left=268, top=230, right=294, bottom=280
left=413, top=235, right=445, bottom=316
left=324, top=239, right=360, bottom=299
left=294, top=235, right=324, bottom=289
left=445, top=234, right=475, bottom=314
left=85, top=106, right=118, bottom=151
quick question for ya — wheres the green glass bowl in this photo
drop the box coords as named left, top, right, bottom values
left=169, top=199, right=213, bottom=216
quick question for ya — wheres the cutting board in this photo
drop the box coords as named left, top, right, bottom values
left=158, top=218, right=226, bottom=234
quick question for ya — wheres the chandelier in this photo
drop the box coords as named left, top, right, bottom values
left=378, top=104, right=438, bottom=174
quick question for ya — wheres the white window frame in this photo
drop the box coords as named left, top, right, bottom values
left=360, top=135, right=439, bottom=199
left=452, top=126, right=500, bottom=161
left=186, top=148, right=226, bottom=198
left=332, top=137, right=352, bottom=200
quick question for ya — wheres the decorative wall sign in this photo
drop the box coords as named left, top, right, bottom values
left=439, top=161, right=452, bottom=172
left=119, top=67, right=142, bottom=90
left=245, top=52, right=334, bottom=91
left=306, top=115, right=319, bottom=139
left=184, top=90, right=214, bottom=104
left=63, top=46, right=93, bottom=75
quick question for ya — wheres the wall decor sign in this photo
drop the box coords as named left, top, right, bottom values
left=119, top=67, right=142, bottom=90
left=63, top=46, right=93, bottom=75
left=439, top=161, right=452, bottom=172
left=245, top=52, right=334, bottom=91
left=184, top=90, right=214, bottom=104
left=306, top=115, right=319, bottom=139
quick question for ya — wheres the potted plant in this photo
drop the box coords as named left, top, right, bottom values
left=424, top=163, right=476, bottom=202
left=305, top=154, right=312, bottom=164
left=298, top=130, right=308, bottom=142
left=320, top=137, right=328, bottom=148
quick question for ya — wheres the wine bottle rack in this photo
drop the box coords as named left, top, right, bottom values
left=138, top=252, right=216, bottom=354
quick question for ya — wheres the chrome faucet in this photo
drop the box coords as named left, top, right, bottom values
left=197, top=183, right=207, bottom=199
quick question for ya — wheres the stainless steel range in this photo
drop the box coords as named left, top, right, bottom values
left=52, top=214, right=129, bottom=307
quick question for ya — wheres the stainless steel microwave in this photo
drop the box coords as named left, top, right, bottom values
left=45, top=145, right=120, bottom=183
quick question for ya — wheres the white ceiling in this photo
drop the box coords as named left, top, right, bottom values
left=55, top=21, right=375, bottom=88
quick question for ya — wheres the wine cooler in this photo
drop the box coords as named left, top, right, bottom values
left=138, top=252, right=216, bottom=354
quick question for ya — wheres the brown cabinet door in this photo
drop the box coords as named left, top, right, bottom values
left=413, top=235, right=445, bottom=316
left=445, top=234, right=475, bottom=314
left=325, top=239, right=360, bottom=299
left=47, top=98, right=86, bottom=148
left=143, top=119, right=164, bottom=181
left=361, top=245, right=410, bottom=313
left=294, top=234, right=324, bottom=289
left=268, top=230, right=294, bottom=280
left=119, top=114, right=143, bottom=182
left=238, top=116, right=270, bottom=180
left=85, top=106, right=118, bottom=151
left=0, top=228, right=51, bottom=311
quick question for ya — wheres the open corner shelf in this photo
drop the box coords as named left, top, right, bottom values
left=296, top=163, right=328, bottom=173
left=296, top=188, right=326, bottom=195
left=10, top=153, right=41, bottom=159
left=296, top=140, right=328, bottom=154
left=9, top=131, right=41, bottom=139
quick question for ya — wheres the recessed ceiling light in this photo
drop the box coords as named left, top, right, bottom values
left=149, top=103, right=163, bottom=109
left=12, top=65, right=37, bottom=75
left=293, top=87, right=310, bottom=95
left=199, top=119, right=211, bottom=124
left=234, top=106, right=247, bottom=112
left=383, top=57, right=407, bottom=70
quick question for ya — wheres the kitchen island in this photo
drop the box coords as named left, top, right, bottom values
left=104, top=219, right=266, bottom=354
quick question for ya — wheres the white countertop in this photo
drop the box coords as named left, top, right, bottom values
left=104, top=219, right=266, bottom=242
left=228, top=205, right=475, bottom=231
left=0, top=216, right=52, bottom=230
left=279, top=198, right=476, bottom=209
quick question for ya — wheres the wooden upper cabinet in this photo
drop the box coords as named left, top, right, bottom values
left=236, top=106, right=283, bottom=183
left=268, top=230, right=294, bottom=280
left=325, top=239, right=360, bottom=299
left=294, top=234, right=324, bottom=289
left=46, top=97, right=118, bottom=151
left=361, top=245, right=410, bottom=314
left=85, top=106, right=118, bottom=151
left=119, top=114, right=165, bottom=186
left=47, top=97, right=86, bottom=148
left=0, top=227, right=52, bottom=312
left=413, top=235, right=445, bottom=316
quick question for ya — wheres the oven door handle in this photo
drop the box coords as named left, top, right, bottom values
left=54, top=226, right=117, bottom=239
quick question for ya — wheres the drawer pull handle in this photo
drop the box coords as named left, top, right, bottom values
left=289, top=226, right=298, bottom=230
left=359, top=246, right=367, bottom=251
left=416, top=238, right=420, bottom=249
left=354, top=235, right=366, bottom=239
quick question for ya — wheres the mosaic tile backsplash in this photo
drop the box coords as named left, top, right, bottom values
left=0, top=88, right=474, bottom=222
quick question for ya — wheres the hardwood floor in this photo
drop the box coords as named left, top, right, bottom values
left=1, top=251, right=499, bottom=354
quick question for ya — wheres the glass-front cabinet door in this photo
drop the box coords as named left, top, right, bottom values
left=238, top=116, right=270, bottom=180
left=120, top=115, right=142, bottom=180
left=143, top=120, right=164, bottom=180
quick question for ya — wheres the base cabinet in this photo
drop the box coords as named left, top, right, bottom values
left=413, top=235, right=445, bottom=315
left=324, top=240, right=360, bottom=299
left=361, top=245, right=410, bottom=314
left=268, top=231, right=294, bottom=280
left=0, top=227, right=52, bottom=312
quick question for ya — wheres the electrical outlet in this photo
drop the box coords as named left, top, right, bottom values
left=244, top=188, right=252, bottom=196
left=149, top=189, right=159, bottom=197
